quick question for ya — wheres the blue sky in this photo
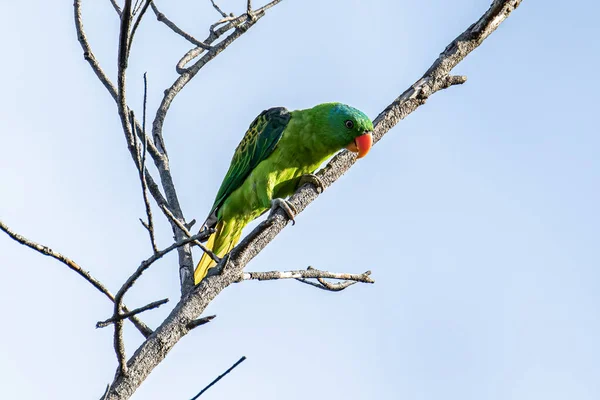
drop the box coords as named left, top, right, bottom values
left=1, top=0, right=599, bottom=399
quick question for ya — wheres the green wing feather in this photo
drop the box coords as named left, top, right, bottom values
left=203, top=107, right=291, bottom=228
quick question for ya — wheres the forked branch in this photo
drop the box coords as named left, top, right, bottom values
left=0, top=219, right=153, bottom=338
left=242, top=267, right=374, bottom=292
left=150, top=2, right=211, bottom=49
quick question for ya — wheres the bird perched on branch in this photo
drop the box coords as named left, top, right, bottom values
left=194, top=102, right=373, bottom=284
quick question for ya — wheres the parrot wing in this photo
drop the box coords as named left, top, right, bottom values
left=203, top=107, right=291, bottom=229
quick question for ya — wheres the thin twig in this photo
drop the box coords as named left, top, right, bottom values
left=150, top=2, right=211, bottom=49
left=190, top=356, right=247, bottom=400
left=132, top=0, right=144, bottom=15
left=311, top=266, right=361, bottom=291
left=75, top=0, right=118, bottom=100
left=132, top=75, right=158, bottom=254
left=209, top=16, right=237, bottom=34
left=151, top=0, right=284, bottom=191
left=187, top=315, right=216, bottom=330
left=109, top=0, right=122, bottom=16
left=180, top=1, right=282, bottom=73
left=293, top=278, right=330, bottom=291
left=314, top=278, right=357, bottom=291
left=110, top=0, right=199, bottom=293
left=186, top=219, right=197, bottom=230
left=242, top=268, right=374, bottom=285
left=101, top=229, right=214, bottom=365
left=152, top=0, right=281, bottom=132
left=0, top=218, right=153, bottom=338
left=209, top=0, right=228, bottom=17
left=295, top=277, right=357, bottom=291
left=294, top=266, right=363, bottom=291
left=75, top=0, right=165, bottom=164
left=97, top=298, right=169, bottom=328
left=74, top=0, right=169, bottom=215
left=129, top=0, right=153, bottom=55
left=114, top=230, right=213, bottom=307
left=161, top=205, right=220, bottom=263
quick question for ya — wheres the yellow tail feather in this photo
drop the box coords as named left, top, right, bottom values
left=194, top=227, right=219, bottom=284
left=194, top=220, right=243, bottom=284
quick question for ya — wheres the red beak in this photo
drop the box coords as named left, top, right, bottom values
left=346, top=132, right=373, bottom=159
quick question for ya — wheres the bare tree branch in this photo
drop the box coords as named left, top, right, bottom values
left=129, top=0, right=152, bottom=53
left=109, top=0, right=122, bottom=15
left=113, top=0, right=136, bottom=374
left=190, top=356, right=247, bottom=400
left=305, top=266, right=369, bottom=291
left=77, top=0, right=284, bottom=296
left=75, top=0, right=118, bottom=100
left=114, top=318, right=128, bottom=375
left=132, top=0, right=144, bottom=15
left=153, top=0, right=283, bottom=144
left=187, top=315, right=216, bottom=330
left=150, top=2, right=211, bottom=49
left=113, top=230, right=213, bottom=312
left=108, top=229, right=213, bottom=370
left=312, top=277, right=358, bottom=291
left=161, top=205, right=220, bottom=264
left=179, top=0, right=282, bottom=73
left=97, top=298, right=169, bottom=328
left=103, top=1, right=522, bottom=397
left=75, top=0, right=201, bottom=294
left=74, top=0, right=170, bottom=217
left=0, top=219, right=153, bottom=337
left=296, top=277, right=358, bottom=292
left=209, top=0, right=228, bottom=18
left=241, top=267, right=374, bottom=284
left=132, top=74, right=159, bottom=254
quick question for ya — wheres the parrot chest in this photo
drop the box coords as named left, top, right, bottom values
left=219, top=120, right=333, bottom=222
left=219, top=146, right=323, bottom=221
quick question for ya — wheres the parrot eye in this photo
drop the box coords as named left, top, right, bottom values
left=344, top=120, right=354, bottom=129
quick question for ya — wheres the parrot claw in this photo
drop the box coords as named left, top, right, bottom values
left=270, top=198, right=298, bottom=225
left=299, top=173, right=325, bottom=194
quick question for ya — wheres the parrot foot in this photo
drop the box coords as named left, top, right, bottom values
left=270, top=198, right=298, bottom=225
left=299, top=173, right=325, bottom=194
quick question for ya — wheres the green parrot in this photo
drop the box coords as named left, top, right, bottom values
left=195, top=102, right=373, bottom=284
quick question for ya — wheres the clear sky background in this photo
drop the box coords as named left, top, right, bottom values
left=1, top=1, right=599, bottom=399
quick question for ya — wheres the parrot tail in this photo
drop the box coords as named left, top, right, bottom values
left=194, top=219, right=242, bottom=284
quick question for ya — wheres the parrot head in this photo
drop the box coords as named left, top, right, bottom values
left=326, top=103, right=373, bottom=158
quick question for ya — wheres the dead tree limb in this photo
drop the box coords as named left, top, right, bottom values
left=131, top=74, right=159, bottom=254
left=241, top=268, right=374, bottom=283
left=0, top=219, right=154, bottom=337
left=102, top=1, right=522, bottom=398
left=97, top=298, right=169, bottom=328
left=150, top=2, right=211, bottom=49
